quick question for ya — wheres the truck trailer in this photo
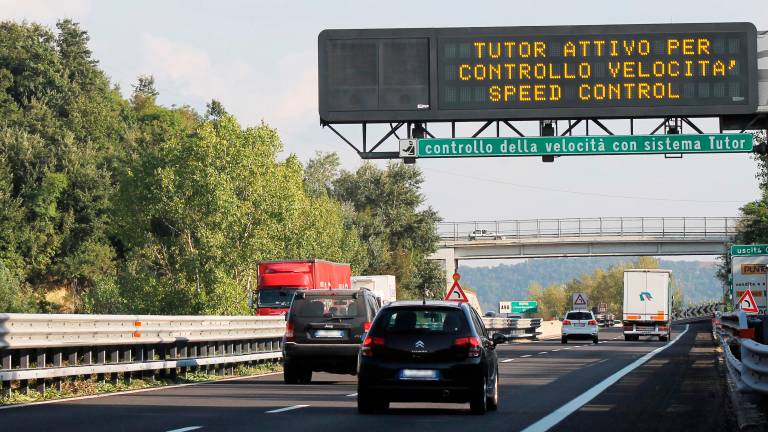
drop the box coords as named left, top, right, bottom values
left=622, top=269, right=672, bottom=341
left=254, top=260, right=351, bottom=316
left=351, top=275, right=396, bottom=305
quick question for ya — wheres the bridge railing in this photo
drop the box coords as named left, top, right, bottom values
left=437, top=217, right=740, bottom=241
left=0, top=313, right=285, bottom=398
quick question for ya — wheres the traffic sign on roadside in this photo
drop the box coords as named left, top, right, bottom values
left=737, top=289, right=759, bottom=314
left=445, top=275, right=469, bottom=303
left=511, top=301, right=538, bottom=314
left=572, top=293, right=588, bottom=310
left=499, top=301, right=511, bottom=314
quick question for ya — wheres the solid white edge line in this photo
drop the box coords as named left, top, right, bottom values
left=166, top=427, right=203, bottom=432
left=0, top=372, right=284, bottom=411
left=265, top=404, right=309, bottom=414
left=520, top=324, right=690, bottom=432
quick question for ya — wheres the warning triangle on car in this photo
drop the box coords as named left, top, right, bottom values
left=737, top=289, right=759, bottom=314
left=444, top=281, right=469, bottom=302
left=574, top=293, right=587, bottom=305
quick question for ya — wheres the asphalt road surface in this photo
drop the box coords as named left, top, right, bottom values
left=0, top=323, right=732, bottom=432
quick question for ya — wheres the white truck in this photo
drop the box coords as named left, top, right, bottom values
left=351, top=275, right=396, bottom=306
left=622, top=269, right=672, bottom=342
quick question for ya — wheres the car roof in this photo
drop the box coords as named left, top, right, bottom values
left=566, top=310, right=593, bottom=314
left=384, top=300, right=465, bottom=308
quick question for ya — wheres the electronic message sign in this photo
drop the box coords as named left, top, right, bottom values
left=318, top=23, right=757, bottom=123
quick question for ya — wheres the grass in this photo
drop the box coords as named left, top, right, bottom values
left=0, top=362, right=282, bottom=406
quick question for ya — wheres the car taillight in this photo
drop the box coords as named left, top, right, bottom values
left=285, top=321, right=294, bottom=342
left=659, top=326, right=669, bottom=332
left=588, top=320, right=597, bottom=325
left=562, top=319, right=571, bottom=325
left=455, top=336, right=481, bottom=358
left=361, top=336, right=384, bottom=357
left=363, top=321, right=372, bottom=332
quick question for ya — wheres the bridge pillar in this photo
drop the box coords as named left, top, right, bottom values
left=428, top=247, right=457, bottom=293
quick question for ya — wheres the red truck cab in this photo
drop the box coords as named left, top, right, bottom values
left=255, top=260, right=352, bottom=316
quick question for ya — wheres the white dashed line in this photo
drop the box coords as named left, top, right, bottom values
left=501, top=358, right=514, bottom=363
left=266, top=405, right=310, bottom=414
left=346, top=393, right=357, bottom=397
left=538, top=352, right=548, bottom=355
left=521, top=325, right=690, bottom=432
left=551, top=349, right=560, bottom=352
left=166, top=427, right=202, bottom=432
left=520, top=354, right=532, bottom=358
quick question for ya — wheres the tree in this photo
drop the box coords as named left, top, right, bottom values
left=315, top=158, right=442, bottom=299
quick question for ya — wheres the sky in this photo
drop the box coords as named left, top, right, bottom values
left=1, top=0, right=766, bottom=267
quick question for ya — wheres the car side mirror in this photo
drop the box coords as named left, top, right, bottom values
left=492, top=333, right=507, bottom=346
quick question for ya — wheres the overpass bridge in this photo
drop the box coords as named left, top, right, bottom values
left=430, top=216, right=739, bottom=286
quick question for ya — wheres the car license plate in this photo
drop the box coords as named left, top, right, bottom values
left=314, top=329, right=344, bottom=338
left=575, top=323, right=585, bottom=327
left=399, top=369, right=439, bottom=380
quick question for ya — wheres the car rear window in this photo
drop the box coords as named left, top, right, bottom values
left=371, top=308, right=469, bottom=336
left=566, top=311, right=593, bottom=320
left=291, top=296, right=360, bottom=318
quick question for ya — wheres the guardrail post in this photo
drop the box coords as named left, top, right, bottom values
left=109, top=347, right=119, bottom=385
left=19, top=349, right=29, bottom=395
left=216, top=342, right=224, bottom=376
left=169, top=344, right=178, bottom=379
left=1, top=349, right=10, bottom=398
left=35, top=349, right=46, bottom=394
left=121, top=346, right=132, bottom=384
left=67, top=348, right=78, bottom=383
left=52, top=349, right=62, bottom=391
left=180, top=344, right=189, bottom=378
left=97, top=348, right=106, bottom=383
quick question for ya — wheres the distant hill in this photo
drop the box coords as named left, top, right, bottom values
left=458, top=257, right=723, bottom=313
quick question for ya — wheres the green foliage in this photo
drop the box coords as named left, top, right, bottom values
left=304, top=154, right=442, bottom=300
left=0, top=19, right=125, bottom=311
left=0, top=20, right=371, bottom=315
left=0, top=262, right=37, bottom=312
left=461, top=257, right=720, bottom=313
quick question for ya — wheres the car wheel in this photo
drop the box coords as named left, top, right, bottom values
left=283, top=363, right=299, bottom=384
left=659, top=335, right=668, bottom=342
left=298, top=367, right=312, bottom=384
left=561, top=336, right=568, bottom=344
left=487, top=373, right=499, bottom=411
left=470, top=376, right=488, bottom=414
left=624, top=335, right=631, bottom=342
left=357, top=388, right=386, bottom=414
left=593, top=336, right=599, bottom=344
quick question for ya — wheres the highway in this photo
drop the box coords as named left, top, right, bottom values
left=0, top=323, right=731, bottom=432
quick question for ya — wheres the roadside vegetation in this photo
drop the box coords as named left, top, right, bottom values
left=0, top=20, right=443, bottom=314
left=0, top=362, right=282, bottom=405
left=527, top=257, right=686, bottom=320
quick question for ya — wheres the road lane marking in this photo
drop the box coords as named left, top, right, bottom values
left=0, top=372, right=284, bottom=411
left=501, top=359, right=514, bottom=363
left=266, top=405, right=309, bottom=414
left=166, top=427, right=202, bottom=432
left=538, top=352, right=548, bottom=355
left=520, top=354, right=532, bottom=358
left=346, top=393, right=358, bottom=397
left=520, top=324, right=690, bottom=432
left=551, top=349, right=560, bottom=352
left=562, top=347, right=571, bottom=350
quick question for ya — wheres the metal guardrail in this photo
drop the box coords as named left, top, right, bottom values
left=672, top=303, right=719, bottom=323
left=714, top=310, right=768, bottom=394
left=437, top=217, right=740, bottom=241
left=0, top=313, right=286, bottom=397
left=482, top=317, right=543, bottom=340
